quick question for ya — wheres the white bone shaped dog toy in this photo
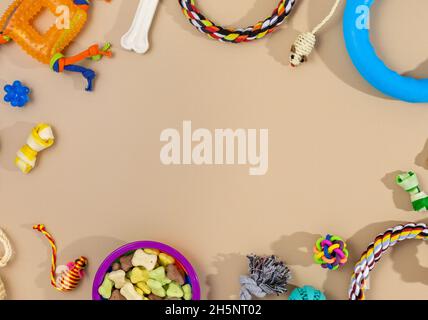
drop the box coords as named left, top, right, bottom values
left=108, top=270, right=127, bottom=289
left=132, top=249, right=157, bottom=271
left=120, top=281, right=143, bottom=300
left=121, top=0, right=160, bottom=54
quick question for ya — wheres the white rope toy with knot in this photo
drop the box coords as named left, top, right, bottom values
left=0, top=228, right=13, bottom=300
left=290, top=0, right=341, bottom=67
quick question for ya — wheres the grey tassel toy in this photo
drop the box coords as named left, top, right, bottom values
left=240, top=254, right=291, bottom=300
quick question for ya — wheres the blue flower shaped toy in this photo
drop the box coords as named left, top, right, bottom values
left=4, top=81, right=30, bottom=107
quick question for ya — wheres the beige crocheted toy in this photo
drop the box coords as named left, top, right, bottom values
left=0, top=228, right=13, bottom=300
left=290, top=0, right=341, bottom=67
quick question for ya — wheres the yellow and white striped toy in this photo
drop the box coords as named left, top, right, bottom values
left=15, top=124, right=55, bottom=174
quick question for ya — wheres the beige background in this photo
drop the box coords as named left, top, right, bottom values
left=1, top=0, right=428, bottom=300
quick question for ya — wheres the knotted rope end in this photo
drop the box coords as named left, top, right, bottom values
left=240, top=254, right=291, bottom=300
left=33, top=224, right=46, bottom=232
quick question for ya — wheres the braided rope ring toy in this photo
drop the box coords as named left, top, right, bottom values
left=179, top=0, right=296, bottom=43
left=349, top=223, right=428, bottom=300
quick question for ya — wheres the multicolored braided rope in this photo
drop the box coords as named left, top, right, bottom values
left=349, top=223, right=428, bottom=300
left=179, top=0, right=296, bottom=43
left=313, top=234, right=348, bottom=270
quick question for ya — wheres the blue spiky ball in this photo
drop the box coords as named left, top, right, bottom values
left=288, top=286, right=326, bottom=300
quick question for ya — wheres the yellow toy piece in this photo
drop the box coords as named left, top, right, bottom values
left=0, top=0, right=112, bottom=91
left=15, top=123, right=55, bottom=174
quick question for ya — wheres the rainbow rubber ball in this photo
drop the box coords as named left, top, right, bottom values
left=313, top=234, right=349, bottom=270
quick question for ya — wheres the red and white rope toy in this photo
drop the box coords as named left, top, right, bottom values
left=349, top=222, right=428, bottom=300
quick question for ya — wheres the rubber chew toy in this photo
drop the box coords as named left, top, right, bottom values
left=0, top=228, right=13, bottom=300
left=396, top=171, right=428, bottom=212
left=288, top=286, right=326, bottom=300
left=343, top=0, right=428, bottom=102
left=239, top=254, right=291, bottom=300
left=290, top=0, right=341, bottom=67
left=16, top=124, right=55, bottom=174
left=313, top=234, right=349, bottom=270
left=121, top=0, right=160, bottom=54
left=3, top=80, right=30, bottom=107
left=179, top=0, right=296, bottom=43
left=33, top=224, right=88, bottom=292
left=349, top=223, right=428, bottom=300
left=0, top=0, right=112, bottom=91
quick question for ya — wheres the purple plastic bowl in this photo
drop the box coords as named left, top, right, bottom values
left=92, top=241, right=201, bottom=300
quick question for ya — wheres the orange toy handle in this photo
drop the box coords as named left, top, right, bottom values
left=63, top=44, right=112, bottom=66
left=0, top=0, right=23, bottom=39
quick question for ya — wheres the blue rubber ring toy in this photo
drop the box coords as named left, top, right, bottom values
left=343, top=0, right=428, bottom=103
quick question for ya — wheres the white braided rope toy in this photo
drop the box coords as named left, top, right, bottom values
left=0, top=228, right=13, bottom=300
left=290, top=0, right=341, bottom=67
left=349, top=223, right=428, bottom=300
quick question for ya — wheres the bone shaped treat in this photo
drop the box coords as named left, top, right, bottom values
left=15, top=124, right=55, bottom=174
left=121, top=0, right=160, bottom=54
left=108, top=270, right=127, bottom=289
left=131, top=249, right=157, bottom=270
left=120, top=281, right=143, bottom=300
